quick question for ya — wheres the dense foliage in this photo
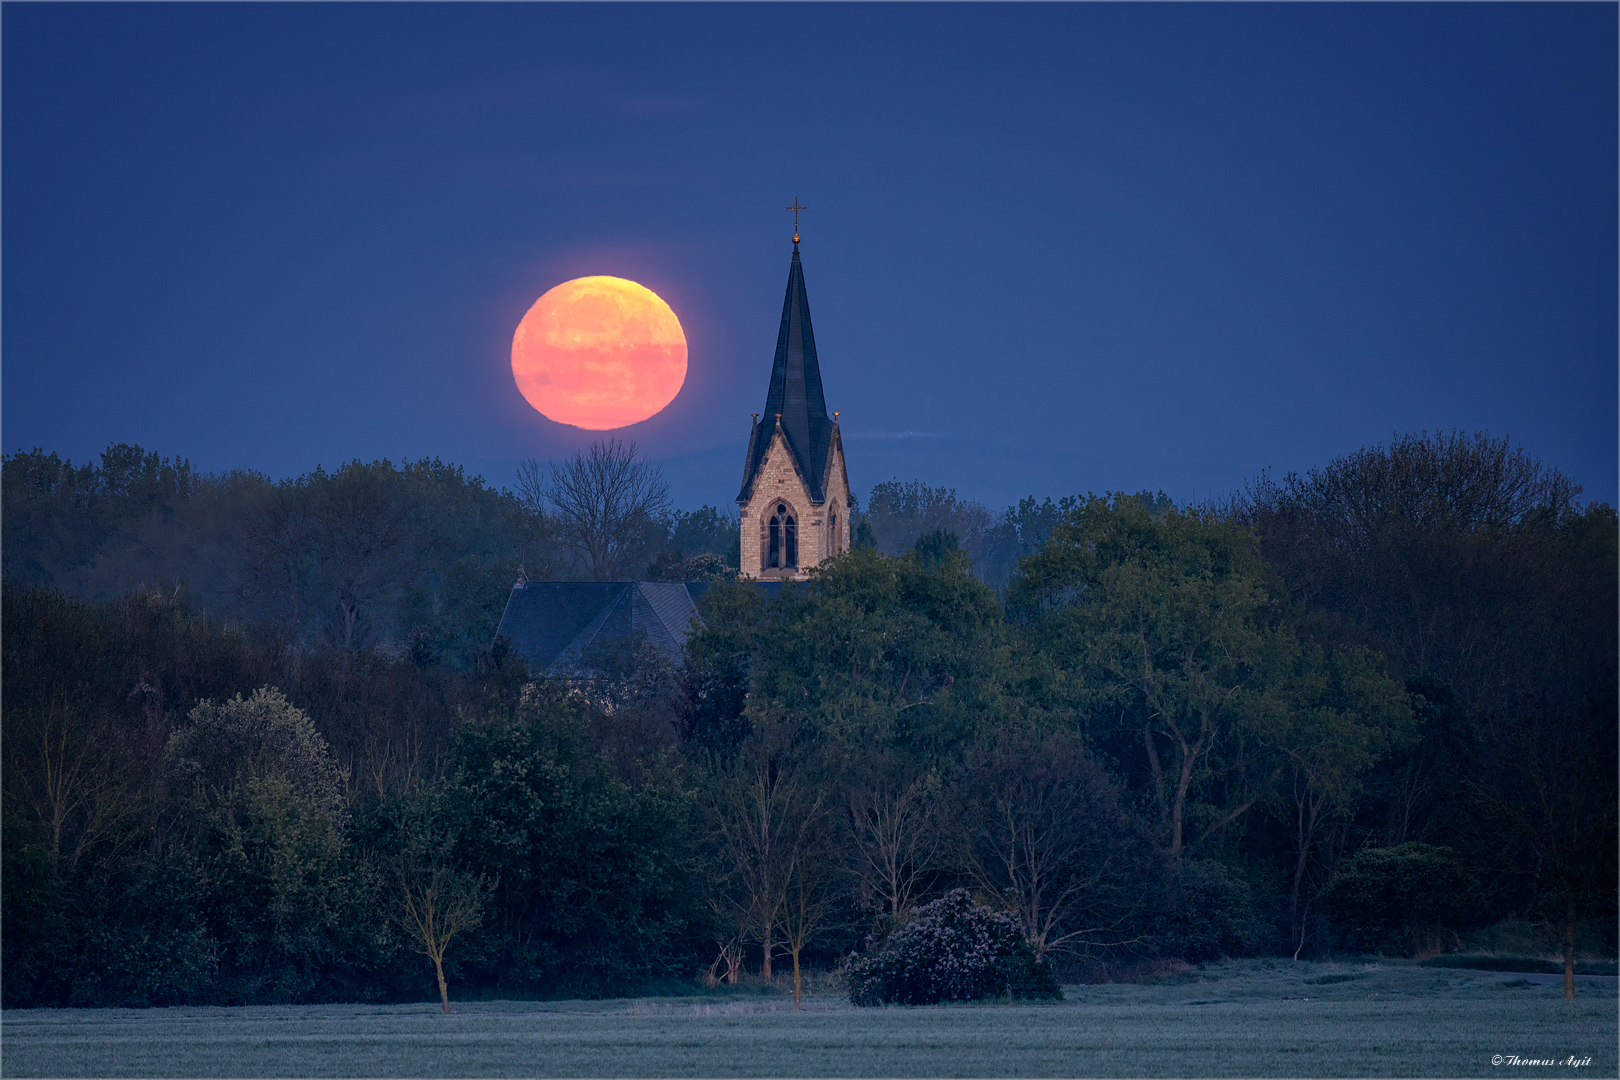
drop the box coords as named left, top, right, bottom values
left=3, top=431, right=1614, bottom=1008
left=1317, top=843, right=1479, bottom=955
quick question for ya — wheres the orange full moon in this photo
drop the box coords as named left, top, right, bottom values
left=511, top=276, right=688, bottom=430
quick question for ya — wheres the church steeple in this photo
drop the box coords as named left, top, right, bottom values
left=738, top=235, right=834, bottom=503
left=735, top=209, right=853, bottom=581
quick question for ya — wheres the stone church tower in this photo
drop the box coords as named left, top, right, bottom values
left=737, top=233, right=852, bottom=581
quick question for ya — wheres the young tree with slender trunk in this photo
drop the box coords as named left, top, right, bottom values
left=707, top=717, right=821, bottom=983
left=1475, top=694, right=1617, bottom=1000
left=778, top=796, right=835, bottom=1008
left=395, top=863, right=492, bottom=1014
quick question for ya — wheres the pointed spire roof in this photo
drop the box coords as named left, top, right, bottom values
left=738, top=239, right=835, bottom=504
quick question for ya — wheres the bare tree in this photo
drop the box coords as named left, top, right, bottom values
left=708, top=718, right=821, bottom=984
left=309, top=463, right=420, bottom=651
left=6, top=698, right=148, bottom=877
left=955, top=729, right=1158, bottom=960
left=519, top=439, right=668, bottom=581
left=236, top=478, right=312, bottom=635
left=846, top=756, right=941, bottom=928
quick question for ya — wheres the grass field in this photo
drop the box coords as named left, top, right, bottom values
left=3, top=959, right=1614, bottom=1078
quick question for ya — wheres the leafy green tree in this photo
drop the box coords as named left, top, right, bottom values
left=1153, top=859, right=1270, bottom=961
left=450, top=684, right=706, bottom=996
left=1370, top=678, right=1478, bottom=848
left=682, top=548, right=1015, bottom=761
left=165, top=688, right=353, bottom=1003
left=1467, top=507, right=1617, bottom=996
left=2, top=584, right=505, bottom=1005
left=743, top=547, right=1012, bottom=752
left=1238, top=434, right=1617, bottom=967
left=911, top=528, right=960, bottom=567
left=1271, top=644, right=1414, bottom=951
left=679, top=581, right=770, bottom=755
left=1010, top=494, right=1282, bottom=856
left=1237, top=431, right=1586, bottom=725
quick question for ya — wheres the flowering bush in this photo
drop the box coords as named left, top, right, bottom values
left=847, top=890, right=1061, bottom=1006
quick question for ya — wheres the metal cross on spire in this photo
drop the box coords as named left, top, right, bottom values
left=787, top=197, right=806, bottom=245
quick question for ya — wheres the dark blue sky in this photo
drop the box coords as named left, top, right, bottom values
left=5, top=4, right=1615, bottom=512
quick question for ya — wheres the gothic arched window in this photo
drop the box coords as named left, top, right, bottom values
left=766, top=503, right=797, bottom=570
left=830, top=511, right=839, bottom=556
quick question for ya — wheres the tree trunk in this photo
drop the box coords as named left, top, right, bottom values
left=1563, top=890, right=1577, bottom=1000
left=792, top=947, right=802, bottom=1009
left=1169, top=744, right=1197, bottom=857
left=761, top=924, right=773, bottom=979
left=434, top=954, right=451, bottom=1014
left=1289, top=794, right=1316, bottom=955
left=1143, top=724, right=1169, bottom=833
left=1289, top=842, right=1309, bottom=953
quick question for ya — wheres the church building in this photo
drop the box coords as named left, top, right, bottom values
left=496, top=221, right=849, bottom=675
left=736, top=227, right=853, bottom=580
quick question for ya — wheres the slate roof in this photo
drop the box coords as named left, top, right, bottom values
left=738, top=241, right=835, bottom=505
left=495, top=580, right=782, bottom=676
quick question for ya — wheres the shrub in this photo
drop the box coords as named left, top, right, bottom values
left=846, top=890, right=1061, bottom=1006
left=1318, top=843, right=1478, bottom=955
left=1156, top=859, right=1271, bottom=961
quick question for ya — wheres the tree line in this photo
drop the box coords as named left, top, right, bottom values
left=2, top=440, right=737, bottom=667
left=2, top=431, right=1613, bottom=1008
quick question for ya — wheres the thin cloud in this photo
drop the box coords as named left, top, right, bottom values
left=848, top=430, right=950, bottom=441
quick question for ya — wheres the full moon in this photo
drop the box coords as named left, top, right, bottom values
left=511, top=276, right=688, bottom=430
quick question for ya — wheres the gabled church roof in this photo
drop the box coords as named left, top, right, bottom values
left=495, top=580, right=782, bottom=676
left=738, top=241, right=835, bottom=505
left=496, top=582, right=696, bottom=675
